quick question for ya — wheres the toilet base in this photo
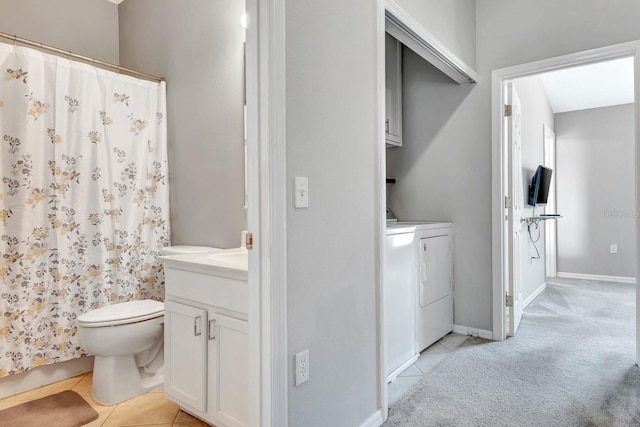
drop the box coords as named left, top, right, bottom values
left=92, top=355, right=164, bottom=405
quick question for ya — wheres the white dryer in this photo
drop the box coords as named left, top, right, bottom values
left=389, top=222, right=454, bottom=353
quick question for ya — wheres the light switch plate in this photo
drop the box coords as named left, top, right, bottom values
left=294, top=177, right=309, bottom=208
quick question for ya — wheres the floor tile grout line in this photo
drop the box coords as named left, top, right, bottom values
left=99, top=401, right=118, bottom=426
left=171, top=407, right=180, bottom=426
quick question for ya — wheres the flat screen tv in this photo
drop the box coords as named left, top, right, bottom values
left=528, top=165, right=552, bottom=207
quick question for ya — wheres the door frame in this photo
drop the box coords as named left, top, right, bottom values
left=543, top=123, right=557, bottom=278
left=246, top=0, right=288, bottom=425
left=491, top=41, right=640, bottom=351
left=505, top=83, right=524, bottom=337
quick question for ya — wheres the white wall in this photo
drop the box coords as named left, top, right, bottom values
left=393, top=0, right=476, bottom=69
left=0, top=0, right=119, bottom=64
left=118, top=0, right=247, bottom=249
left=512, top=76, right=554, bottom=299
left=285, top=0, right=380, bottom=425
left=556, top=104, right=636, bottom=278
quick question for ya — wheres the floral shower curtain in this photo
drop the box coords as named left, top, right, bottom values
left=0, top=42, right=170, bottom=377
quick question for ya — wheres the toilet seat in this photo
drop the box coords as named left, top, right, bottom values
left=78, top=300, right=164, bottom=328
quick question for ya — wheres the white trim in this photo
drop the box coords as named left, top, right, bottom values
left=556, top=272, right=637, bottom=284
left=491, top=69, right=506, bottom=342
left=376, top=0, right=388, bottom=423
left=492, top=40, right=640, bottom=345
left=522, top=282, right=547, bottom=309
left=384, top=0, right=478, bottom=85
left=453, top=325, right=493, bottom=340
left=386, top=354, right=419, bottom=384
left=543, top=124, right=557, bottom=278
left=246, top=0, right=287, bottom=424
left=359, top=410, right=385, bottom=427
left=0, top=357, right=94, bottom=399
left=635, top=49, right=640, bottom=367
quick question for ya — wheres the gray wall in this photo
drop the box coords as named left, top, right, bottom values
left=119, top=0, right=247, bottom=249
left=386, top=49, right=477, bottom=326
left=394, top=0, right=476, bottom=69
left=393, top=0, right=640, bottom=332
left=385, top=0, right=481, bottom=329
left=512, top=76, right=554, bottom=300
left=441, top=0, right=640, bottom=331
left=556, top=104, right=636, bottom=278
left=388, top=57, right=554, bottom=329
left=0, top=0, right=119, bottom=64
left=285, top=0, right=379, bottom=425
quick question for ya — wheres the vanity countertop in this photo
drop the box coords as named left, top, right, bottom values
left=160, top=247, right=248, bottom=281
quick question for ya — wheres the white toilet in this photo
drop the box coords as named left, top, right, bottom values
left=77, top=245, right=217, bottom=405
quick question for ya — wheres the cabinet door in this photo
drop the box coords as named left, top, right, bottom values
left=209, top=314, right=249, bottom=427
left=385, top=33, right=402, bottom=147
left=164, top=300, right=208, bottom=413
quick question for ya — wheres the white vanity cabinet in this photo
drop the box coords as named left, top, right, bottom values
left=385, top=32, right=402, bottom=147
left=162, top=258, right=249, bottom=427
left=164, top=301, right=208, bottom=412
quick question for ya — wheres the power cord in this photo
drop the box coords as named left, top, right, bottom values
left=527, top=218, right=541, bottom=260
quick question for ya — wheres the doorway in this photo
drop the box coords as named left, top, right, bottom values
left=491, top=41, right=640, bottom=356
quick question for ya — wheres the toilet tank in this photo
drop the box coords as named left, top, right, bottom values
left=159, top=245, right=220, bottom=256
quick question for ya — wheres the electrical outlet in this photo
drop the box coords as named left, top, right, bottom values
left=295, top=349, right=309, bottom=386
left=610, top=244, right=618, bottom=254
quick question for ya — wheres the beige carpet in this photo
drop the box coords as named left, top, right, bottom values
left=384, top=279, right=638, bottom=426
left=0, top=390, right=98, bottom=427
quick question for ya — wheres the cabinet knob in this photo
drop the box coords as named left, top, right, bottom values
left=385, top=119, right=390, bottom=133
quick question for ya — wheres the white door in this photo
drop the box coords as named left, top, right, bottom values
left=543, top=124, right=557, bottom=277
left=506, top=83, right=524, bottom=337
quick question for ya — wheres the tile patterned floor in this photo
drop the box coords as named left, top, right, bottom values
left=387, top=332, right=471, bottom=406
left=0, top=372, right=212, bottom=426
left=0, top=332, right=470, bottom=426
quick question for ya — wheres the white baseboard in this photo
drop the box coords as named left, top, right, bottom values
left=386, top=354, right=419, bottom=384
left=522, top=282, right=547, bottom=309
left=359, top=409, right=384, bottom=427
left=453, top=325, right=493, bottom=340
left=0, top=357, right=94, bottom=399
left=557, top=272, right=636, bottom=284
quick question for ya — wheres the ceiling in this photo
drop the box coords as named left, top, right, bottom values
left=540, top=57, right=634, bottom=113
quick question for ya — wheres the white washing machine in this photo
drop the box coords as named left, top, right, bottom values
left=384, top=223, right=418, bottom=381
left=387, top=221, right=454, bottom=356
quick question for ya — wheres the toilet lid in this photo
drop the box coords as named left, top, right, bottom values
left=77, top=300, right=164, bottom=327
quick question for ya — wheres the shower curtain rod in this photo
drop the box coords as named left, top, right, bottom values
left=0, top=31, right=165, bottom=83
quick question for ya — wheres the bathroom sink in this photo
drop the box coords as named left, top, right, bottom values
left=208, top=249, right=248, bottom=271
